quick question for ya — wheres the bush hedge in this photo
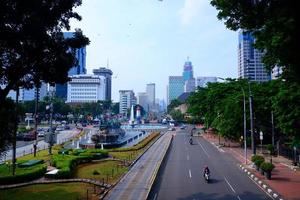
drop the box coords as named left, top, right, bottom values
left=0, top=164, right=47, bottom=184
left=47, top=149, right=108, bottom=179
left=251, top=155, right=265, bottom=168
left=260, top=162, right=275, bottom=172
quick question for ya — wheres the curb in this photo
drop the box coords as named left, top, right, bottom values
left=99, top=131, right=165, bottom=200
left=145, top=133, right=173, bottom=199
left=239, top=164, right=284, bottom=200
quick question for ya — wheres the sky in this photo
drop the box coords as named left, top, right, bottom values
left=69, top=0, right=237, bottom=102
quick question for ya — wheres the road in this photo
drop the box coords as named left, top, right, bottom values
left=148, top=128, right=273, bottom=200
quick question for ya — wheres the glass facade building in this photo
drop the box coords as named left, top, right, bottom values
left=238, top=31, right=271, bottom=82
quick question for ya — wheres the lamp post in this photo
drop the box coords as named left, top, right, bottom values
left=248, top=82, right=256, bottom=155
left=241, top=87, right=247, bottom=164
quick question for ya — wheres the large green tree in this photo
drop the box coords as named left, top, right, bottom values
left=210, top=0, right=299, bottom=82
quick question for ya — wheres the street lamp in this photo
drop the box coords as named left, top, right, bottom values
left=218, top=77, right=247, bottom=164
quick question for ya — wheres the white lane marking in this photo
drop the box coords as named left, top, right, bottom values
left=224, top=177, right=236, bottom=193
left=237, top=195, right=242, bottom=200
left=153, top=193, right=158, bottom=200
left=189, top=169, right=192, bottom=178
left=187, top=155, right=190, bottom=160
left=197, top=140, right=210, bottom=158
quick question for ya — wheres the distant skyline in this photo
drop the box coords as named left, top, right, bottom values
left=69, top=0, right=237, bottom=102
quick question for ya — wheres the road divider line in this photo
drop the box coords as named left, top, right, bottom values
left=237, top=195, right=242, bottom=200
left=224, top=177, right=236, bottom=193
left=187, top=155, right=189, bottom=161
left=197, top=141, right=210, bottom=158
left=189, top=169, right=192, bottom=178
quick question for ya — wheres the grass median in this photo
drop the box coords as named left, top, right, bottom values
left=0, top=182, right=103, bottom=200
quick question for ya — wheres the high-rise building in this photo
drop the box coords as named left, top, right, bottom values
left=119, top=90, right=136, bottom=115
left=93, top=67, right=113, bottom=101
left=55, top=32, right=87, bottom=100
left=146, top=83, right=155, bottom=106
left=238, top=31, right=271, bottom=82
left=182, top=58, right=194, bottom=81
left=137, top=92, right=149, bottom=111
left=168, top=76, right=184, bottom=105
left=66, top=75, right=106, bottom=103
left=196, top=76, right=217, bottom=88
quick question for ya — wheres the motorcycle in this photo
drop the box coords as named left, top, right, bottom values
left=189, top=138, right=193, bottom=145
left=204, top=172, right=210, bottom=183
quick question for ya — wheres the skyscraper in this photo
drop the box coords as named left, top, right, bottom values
left=168, top=76, right=184, bottom=105
left=55, top=32, right=87, bottom=100
left=146, top=83, right=155, bottom=106
left=93, top=67, right=113, bottom=101
left=182, top=58, right=194, bottom=81
left=238, top=31, right=271, bottom=82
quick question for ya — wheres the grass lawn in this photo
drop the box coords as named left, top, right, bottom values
left=0, top=183, right=102, bottom=200
left=0, top=162, right=46, bottom=177
left=73, top=160, right=128, bottom=185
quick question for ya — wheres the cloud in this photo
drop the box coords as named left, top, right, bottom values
left=178, top=0, right=206, bottom=26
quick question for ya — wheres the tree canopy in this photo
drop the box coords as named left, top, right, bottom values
left=210, top=0, right=299, bottom=82
left=0, top=0, right=90, bottom=104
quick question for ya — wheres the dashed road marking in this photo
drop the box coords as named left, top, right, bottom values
left=224, top=177, right=236, bottom=193
left=189, top=169, right=192, bottom=178
left=197, top=140, right=210, bottom=158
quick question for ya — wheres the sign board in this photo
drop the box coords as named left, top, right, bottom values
left=259, top=131, right=263, bottom=140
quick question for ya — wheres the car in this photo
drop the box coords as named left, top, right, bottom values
left=38, top=130, right=45, bottom=137
left=168, top=127, right=176, bottom=131
left=23, top=131, right=35, bottom=141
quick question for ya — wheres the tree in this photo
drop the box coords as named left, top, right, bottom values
left=0, top=0, right=89, bottom=156
left=167, top=99, right=182, bottom=113
left=169, top=110, right=184, bottom=121
left=210, top=0, right=299, bottom=82
left=0, top=0, right=90, bottom=105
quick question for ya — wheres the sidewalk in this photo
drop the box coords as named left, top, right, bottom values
left=202, top=131, right=300, bottom=200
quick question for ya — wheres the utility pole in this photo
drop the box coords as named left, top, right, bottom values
left=33, top=86, right=39, bottom=157
left=242, top=87, right=247, bottom=164
left=12, top=88, right=19, bottom=176
left=271, top=111, right=275, bottom=146
left=249, top=83, right=256, bottom=155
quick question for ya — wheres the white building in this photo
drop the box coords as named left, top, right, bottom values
left=6, top=82, right=48, bottom=101
left=119, top=90, right=136, bottom=115
left=196, top=77, right=217, bottom=88
left=271, top=66, right=283, bottom=80
left=67, top=74, right=106, bottom=103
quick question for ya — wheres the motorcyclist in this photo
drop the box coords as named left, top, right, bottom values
left=203, top=165, right=210, bottom=177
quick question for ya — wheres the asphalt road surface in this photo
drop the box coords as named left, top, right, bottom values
left=148, top=128, right=273, bottom=200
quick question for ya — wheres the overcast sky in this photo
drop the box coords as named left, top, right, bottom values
left=69, top=0, right=237, bottom=102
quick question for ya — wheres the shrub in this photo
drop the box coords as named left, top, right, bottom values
left=266, top=144, right=275, bottom=155
left=251, top=155, right=265, bottom=167
left=260, top=162, right=275, bottom=172
left=93, top=170, right=100, bottom=175
left=0, top=164, right=47, bottom=184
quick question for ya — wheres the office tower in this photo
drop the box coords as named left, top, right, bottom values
left=119, top=90, right=136, bottom=115
left=55, top=32, right=87, bottom=100
left=137, top=92, right=149, bottom=111
left=146, top=83, right=155, bottom=106
left=238, top=31, right=271, bottom=82
left=196, top=77, right=217, bottom=88
left=67, top=75, right=106, bottom=103
left=93, top=67, right=113, bottom=101
left=182, top=57, right=194, bottom=81
left=168, top=76, right=184, bottom=105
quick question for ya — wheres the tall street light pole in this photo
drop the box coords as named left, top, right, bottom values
left=241, top=87, right=247, bottom=164
left=248, top=82, right=256, bottom=155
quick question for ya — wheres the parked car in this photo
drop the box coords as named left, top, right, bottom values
left=37, top=130, right=45, bottom=137
left=23, top=131, right=35, bottom=141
